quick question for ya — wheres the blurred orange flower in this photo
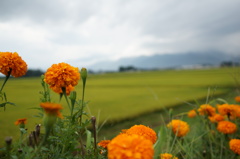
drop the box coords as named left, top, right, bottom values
left=235, top=96, right=240, bottom=103
left=125, top=125, right=157, bottom=144
left=232, top=104, right=240, bottom=118
left=198, top=104, right=216, bottom=116
left=229, top=139, right=240, bottom=155
left=98, top=140, right=111, bottom=149
left=208, top=114, right=225, bottom=123
left=44, top=62, right=80, bottom=95
left=40, top=102, right=63, bottom=119
left=188, top=109, right=197, bottom=118
left=160, top=153, right=178, bottom=159
left=167, top=120, right=190, bottom=137
left=107, top=134, right=154, bottom=159
left=0, top=52, right=27, bottom=77
left=217, top=104, right=234, bottom=117
left=14, top=118, right=27, bottom=126
left=217, top=104, right=240, bottom=120
left=217, top=121, right=237, bottom=134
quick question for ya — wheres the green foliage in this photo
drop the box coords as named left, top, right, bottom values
left=0, top=71, right=105, bottom=159
left=0, top=67, right=238, bottom=144
left=152, top=90, right=240, bottom=159
left=0, top=73, right=16, bottom=111
left=0, top=66, right=239, bottom=158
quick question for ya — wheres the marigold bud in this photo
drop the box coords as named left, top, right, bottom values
left=69, top=91, right=77, bottom=101
left=80, top=67, right=87, bottom=82
left=5, top=136, right=12, bottom=146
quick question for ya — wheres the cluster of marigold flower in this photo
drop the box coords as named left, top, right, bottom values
left=96, top=91, right=240, bottom=158
left=1, top=51, right=240, bottom=159
left=97, top=124, right=182, bottom=159
left=0, top=52, right=81, bottom=145
left=0, top=52, right=183, bottom=159
left=96, top=118, right=189, bottom=158
left=188, top=97, right=240, bottom=156
left=0, top=52, right=80, bottom=125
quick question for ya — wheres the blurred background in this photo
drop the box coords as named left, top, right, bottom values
left=0, top=0, right=240, bottom=72
left=0, top=0, right=240, bottom=143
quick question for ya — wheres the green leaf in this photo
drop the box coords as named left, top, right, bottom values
left=86, top=130, right=92, bottom=149
left=0, top=102, right=16, bottom=107
left=0, top=103, right=6, bottom=107
left=28, top=107, right=42, bottom=110
left=11, top=156, right=18, bottom=159
left=41, top=146, right=50, bottom=151
left=20, top=128, right=27, bottom=134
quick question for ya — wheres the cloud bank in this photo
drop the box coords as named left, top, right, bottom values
left=0, top=0, right=239, bottom=70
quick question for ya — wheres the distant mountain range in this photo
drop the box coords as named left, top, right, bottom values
left=85, top=52, right=240, bottom=72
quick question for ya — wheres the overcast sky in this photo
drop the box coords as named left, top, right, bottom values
left=0, top=0, right=240, bottom=70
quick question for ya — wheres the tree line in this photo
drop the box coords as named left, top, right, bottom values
left=23, top=69, right=44, bottom=77
left=20, top=61, right=240, bottom=77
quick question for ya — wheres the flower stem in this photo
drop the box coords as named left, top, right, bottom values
left=60, top=87, right=71, bottom=112
left=63, top=92, right=70, bottom=112
left=91, top=116, right=97, bottom=156
left=69, top=91, right=76, bottom=119
left=79, top=78, right=86, bottom=126
left=0, top=70, right=11, bottom=92
left=29, top=126, right=51, bottom=159
left=5, top=137, right=12, bottom=159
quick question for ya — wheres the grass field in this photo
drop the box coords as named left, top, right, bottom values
left=0, top=67, right=239, bottom=144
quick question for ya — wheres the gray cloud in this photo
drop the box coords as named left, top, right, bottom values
left=0, top=0, right=98, bottom=24
left=0, top=0, right=239, bottom=70
left=138, top=1, right=240, bottom=36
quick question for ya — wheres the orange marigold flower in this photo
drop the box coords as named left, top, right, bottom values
left=50, top=84, right=74, bottom=96
left=188, top=109, right=197, bottom=118
left=217, top=104, right=240, bottom=120
left=0, top=52, right=27, bottom=77
left=125, top=125, right=157, bottom=144
left=121, top=129, right=128, bottom=134
left=107, top=134, right=154, bottom=159
left=40, top=102, right=63, bottom=119
left=217, top=121, right=237, bottom=134
left=198, top=104, right=216, bottom=116
left=167, top=120, right=190, bottom=137
left=160, top=153, right=178, bottom=159
left=208, top=114, right=225, bottom=123
left=98, top=140, right=111, bottom=149
left=229, top=139, right=240, bottom=155
left=218, top=104, right=234, bottom=116
left=235, top=96, right=240, bottom=103
left=14, top=118, right=27, bottom=126
left=44, top=62, right=80, bottom=94
left=232, top=104, right=240, bottom=118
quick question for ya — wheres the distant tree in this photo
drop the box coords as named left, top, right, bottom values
left=87, top=69, right=95, bottom=74
left=24, top=69, right=44, bottom=77
left=220, top=61, right=240, bottom=67
left=119, top=66, right=137, bottom=72
left=119, top=66, right=125, bottom=72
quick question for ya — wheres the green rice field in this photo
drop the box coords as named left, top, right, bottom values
left=0, top=67, right=239, bottom=143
